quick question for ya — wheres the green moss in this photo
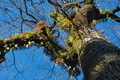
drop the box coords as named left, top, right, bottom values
left=65, top=2, right=80, bottom=7
left=49, top=10, right=71, bottom=27
left=85, top=0, right=93, bottom=4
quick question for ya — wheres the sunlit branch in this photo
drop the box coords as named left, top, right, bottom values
left=0, top=24, right=66, bottom=63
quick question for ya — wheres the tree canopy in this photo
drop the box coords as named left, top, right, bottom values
left=0, top=0, right=120, bottom=80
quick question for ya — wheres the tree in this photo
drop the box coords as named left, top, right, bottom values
left=0, top=0, right=120, bottom=80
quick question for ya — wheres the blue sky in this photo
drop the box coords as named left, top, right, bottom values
left=0, top=0, right=120, bottom=80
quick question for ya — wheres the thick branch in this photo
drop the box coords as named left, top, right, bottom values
left=112, top=7, right=120, bottom=14
left=96, top=7, right=120, bottom=23
left=0, top=25, right=66, bottom=63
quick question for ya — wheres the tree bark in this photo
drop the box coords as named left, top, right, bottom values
left=80, top=38, right=120, bottom=80
left=0, top=1, right=120, bottom=79
left=70, top=3, right=120, bottom=80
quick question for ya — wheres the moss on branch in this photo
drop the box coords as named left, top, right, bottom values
left=0, top=24, right=66, bottom=63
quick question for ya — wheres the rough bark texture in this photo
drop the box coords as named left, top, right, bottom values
left=70, top=4, right=99, bottom=28
left=80, top=38, right=120, bottom=80
left=69, top=3, right=120, bottom=80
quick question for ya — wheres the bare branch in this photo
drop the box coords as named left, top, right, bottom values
left=96, top=7, right=120, bottom=23
left=47, top=0, right=62, bottom=8
left=112, top=7, right=120, bottom=14
left=23, top=0, right=38, bottom=22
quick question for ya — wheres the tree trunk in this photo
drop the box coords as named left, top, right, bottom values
left=70, top=4, right=120, bottom=80
left=80, top=38, right=120, bottom=80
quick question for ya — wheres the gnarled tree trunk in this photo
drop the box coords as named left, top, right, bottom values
left=71, top=3, right=120, bottom=80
